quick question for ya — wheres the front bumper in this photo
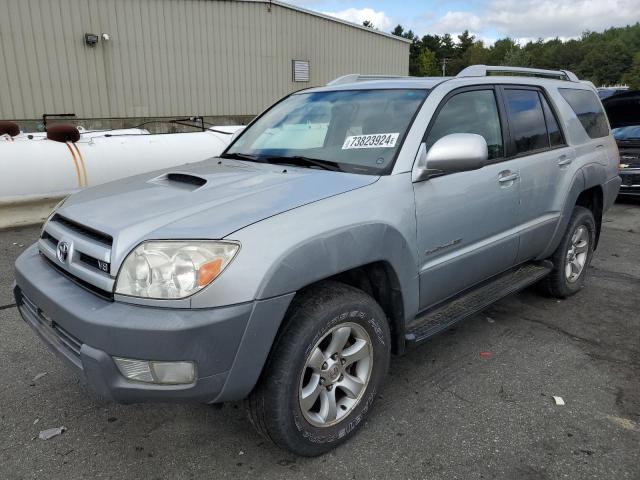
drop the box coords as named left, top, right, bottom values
left=14, top=245, right=294, bottom=404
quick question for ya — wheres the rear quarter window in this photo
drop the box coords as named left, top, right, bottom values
left=559, top=88, right=609, bottom=139
left=503, top=89, right=549, bottom=155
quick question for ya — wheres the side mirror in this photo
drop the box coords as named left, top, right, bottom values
left=412, top=133, right=489, bottom=182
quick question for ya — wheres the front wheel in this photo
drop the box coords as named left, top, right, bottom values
left=246, top=281, right=390, bottom=456
left=541, top=206, right=596, bottom=298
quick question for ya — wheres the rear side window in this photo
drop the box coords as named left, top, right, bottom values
left=540, top=94, right=564, bottom=147
left=559, top=88, right=609, bottom=139
left=425, top=89, right=504, bottom=159
left=503, top=89, right=549, bottom=155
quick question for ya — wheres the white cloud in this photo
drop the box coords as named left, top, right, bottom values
left=417, top=0, right=640, bottom=42
left=487, top=0, right=640, bottom=39
left=321, top=7, right=394, bottom=31
left=428, top=11, right=483, bottom=35
left=289, top=0, right=640, bottom=44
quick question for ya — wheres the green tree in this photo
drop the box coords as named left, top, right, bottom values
left=577, top=39, right=633, bottom=85
left=391, top=24, right=405, bottom=37
left=392, top=22, right=640, bottom=86
left=523, top=39, right=552, bottom=68
left=421, top=34, right=442, bottom=59
left=392, top=24, right=421, bottom=75
left=415, top=48, right=439, bottom=76
left=394, top=28, right=415, bottom=41
left=440, top=33, right=456, bottom=59
left=503, top=48, right=531, bottom=67
left=623, top=51, right=640, bottom=89
left=457, top=30, right=475, bottom=57
left=463, top=41, right=490, bottom=66
left=532, top=38, right=583, bottom=70
left=446, top=58, right=467, bottom=75
left=488, top=38, right=519, bottom=65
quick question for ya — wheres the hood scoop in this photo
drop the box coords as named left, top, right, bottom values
left=166, top=172, right=207, bottom=187
left=150, top=172, right=208, bottom=191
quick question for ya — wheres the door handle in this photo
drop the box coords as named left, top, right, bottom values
left=558, top=155, right=573, bottom=166
left=498, top=172, right=519, bottom=183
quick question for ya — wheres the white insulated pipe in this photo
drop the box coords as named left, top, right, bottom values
left=0, top=126, right=242, bottom=228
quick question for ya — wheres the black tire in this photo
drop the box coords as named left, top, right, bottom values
left=540, top=206, right=596, bottom=298
left=246, top=281, right=391, bottom=456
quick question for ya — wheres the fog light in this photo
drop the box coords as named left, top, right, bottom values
left=150, top=361, right=196, bottom=384
left=113, top=357, right=154, bottom=382
left=113, top=357, right=196, bottom=385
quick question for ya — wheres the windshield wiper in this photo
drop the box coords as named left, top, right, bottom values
left=221, top=153, right=342, bottom=171
left=262, top=155, right=342, bottom=172
left=220, top=152, right=264, bottom=162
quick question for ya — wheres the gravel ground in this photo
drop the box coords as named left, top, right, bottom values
left=0, top=201, right=638, bottom=480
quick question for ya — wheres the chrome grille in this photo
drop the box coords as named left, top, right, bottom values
left=41, top=231, right=57, bottom=247
left=39, top=215, right=115, bottom=297
left=621, top=172, right=640, bottom=186
left=618, top=146, right=640, bottom=168
left=51, top=214, right=113, bottom=246
left=43, top=256, right=114, bottom=301
left=41, top=231, right=109, bottom=274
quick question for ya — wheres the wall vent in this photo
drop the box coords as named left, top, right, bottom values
left=292, top=60, right=310, bottom=82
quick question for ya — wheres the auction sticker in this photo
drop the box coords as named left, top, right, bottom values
left=342, top=133, right=399, bottom=149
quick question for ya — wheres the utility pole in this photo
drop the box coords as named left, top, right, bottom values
left=441, top=58, right=447, bottom=76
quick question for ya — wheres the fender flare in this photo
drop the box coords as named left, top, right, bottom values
left=213, top=223, right=419, bottom=402
left=256, top=222, right=419, bottom=320
left=539, top=169, right=584, bottom=259
left=539, top=163, right=607, bottom=259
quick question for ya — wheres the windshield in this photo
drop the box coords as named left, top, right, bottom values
left=224, top=89, right=429, bottom=174
left=613, top=125, right=640, bottom=140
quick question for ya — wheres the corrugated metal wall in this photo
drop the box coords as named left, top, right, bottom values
left=0, top=0, right=409, bottom=121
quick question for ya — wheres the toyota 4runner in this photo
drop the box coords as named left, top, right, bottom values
left=14, top=65, right=621, bottom=456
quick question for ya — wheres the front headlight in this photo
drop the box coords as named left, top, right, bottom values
left=115, top=241, right=239, bottom=299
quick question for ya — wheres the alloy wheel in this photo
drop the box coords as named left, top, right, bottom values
left=298, top=322, right=373, bottom=427
left=565, top=224, right=589, bottom=283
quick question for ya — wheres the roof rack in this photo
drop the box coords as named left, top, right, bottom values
left=457, top=65, right=579, bottom=82
left=327, top=74, right=414, bottom=86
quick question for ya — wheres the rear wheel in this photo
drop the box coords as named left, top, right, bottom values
left=246, top=281, right=390, bottom=456
left=541, top=206, right=596, bottom=298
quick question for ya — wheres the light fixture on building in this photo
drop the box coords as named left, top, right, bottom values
left=84, top=33, right=99, bottom=47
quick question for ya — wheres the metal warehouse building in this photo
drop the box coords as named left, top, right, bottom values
left=0, top=0, right=410, bottom=127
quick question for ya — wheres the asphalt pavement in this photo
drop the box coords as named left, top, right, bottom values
left=0, top=201, right=638, bottom=479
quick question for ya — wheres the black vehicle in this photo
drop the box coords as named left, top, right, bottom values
left=603, top=90, right=640, bottom=197
left=598, top=87, right=628, bottom=100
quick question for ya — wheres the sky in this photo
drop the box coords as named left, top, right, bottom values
left=287, top=0, right=640, bottom=44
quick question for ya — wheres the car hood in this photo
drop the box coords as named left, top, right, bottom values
left=57, top=158, right=378, bottom=261
left=602, top=90, right=640, bottom=129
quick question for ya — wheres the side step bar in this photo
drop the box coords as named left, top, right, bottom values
left=405, top=261, right=553, bottom=345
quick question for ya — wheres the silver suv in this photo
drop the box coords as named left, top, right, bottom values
left=14, top=65, right=621, bottom=456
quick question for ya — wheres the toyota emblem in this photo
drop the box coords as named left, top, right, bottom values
left=57, top=241, right=70, bottom=263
